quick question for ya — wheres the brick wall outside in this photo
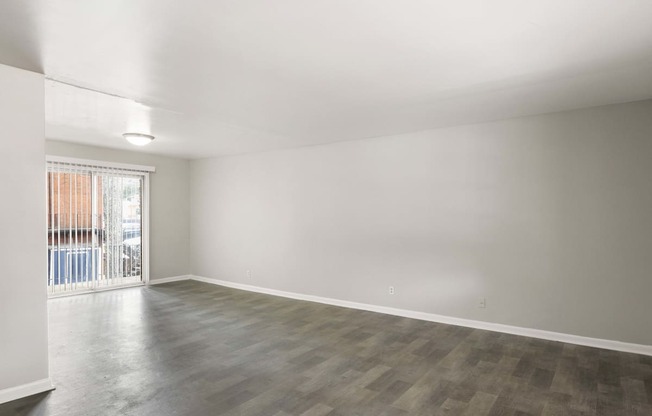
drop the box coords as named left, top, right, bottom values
left=47, top=172, right=103, bottom=245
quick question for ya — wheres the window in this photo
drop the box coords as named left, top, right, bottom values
left=46, top=156, right=154, bottom=296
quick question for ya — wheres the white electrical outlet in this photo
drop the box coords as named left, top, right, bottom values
left=389, top=286, right=395, bottom=295
left=246, top=269, right=252, bottom=279
left=479, top=297, right=486, bottom=308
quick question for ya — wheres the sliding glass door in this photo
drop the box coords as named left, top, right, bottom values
left=46, top=159, right=150, bottom=296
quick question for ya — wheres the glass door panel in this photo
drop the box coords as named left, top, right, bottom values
left=47, top=164, right=144, bottom=296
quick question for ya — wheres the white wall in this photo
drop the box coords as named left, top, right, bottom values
left=0, top=65, right=49, bottom=392
left=45, top=141, right=191, bottom=281
left=191, top=99, right=652, bottom=346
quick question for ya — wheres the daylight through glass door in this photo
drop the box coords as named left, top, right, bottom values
left=47, top=161, right=146, bottom=295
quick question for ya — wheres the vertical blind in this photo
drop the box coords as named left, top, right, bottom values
left=46, top=158, right=152, bottom=295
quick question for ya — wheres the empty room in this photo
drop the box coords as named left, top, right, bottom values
left=1, top=1, right=652, bottom=415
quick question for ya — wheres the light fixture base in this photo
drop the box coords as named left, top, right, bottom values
left=123, top=133, right=155, bottom=146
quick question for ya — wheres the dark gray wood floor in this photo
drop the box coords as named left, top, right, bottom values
left=1, top=280, right=651, bottom=416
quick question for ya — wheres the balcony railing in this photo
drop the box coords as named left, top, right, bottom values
left=47, top=213, right=103, bottom=230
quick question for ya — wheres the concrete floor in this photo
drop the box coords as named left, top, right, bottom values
left=1, top=280, right=651, bottom=415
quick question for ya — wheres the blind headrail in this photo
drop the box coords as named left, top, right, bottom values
left=46, top=155, right=156, bottom=173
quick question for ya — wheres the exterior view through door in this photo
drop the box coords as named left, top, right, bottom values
left=46, top=157, right=152, bottom=296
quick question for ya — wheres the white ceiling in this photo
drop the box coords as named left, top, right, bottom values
left=2, top=1, right=652, bottom=158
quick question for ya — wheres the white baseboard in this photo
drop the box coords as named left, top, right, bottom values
left=189, top=275, right=652, bottom=357
left=0, top=378, right=54, bottom=405
left=148, top=275, right=192, bottom=285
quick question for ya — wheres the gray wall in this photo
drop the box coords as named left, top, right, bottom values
left=0, top=65, right=49, bottom=391
left=46, top=141, right=190, bottom=281
left=190, top=99, right=652, bottom=346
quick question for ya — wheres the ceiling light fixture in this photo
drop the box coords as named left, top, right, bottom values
left=123, top=133, right=155, bottom=146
